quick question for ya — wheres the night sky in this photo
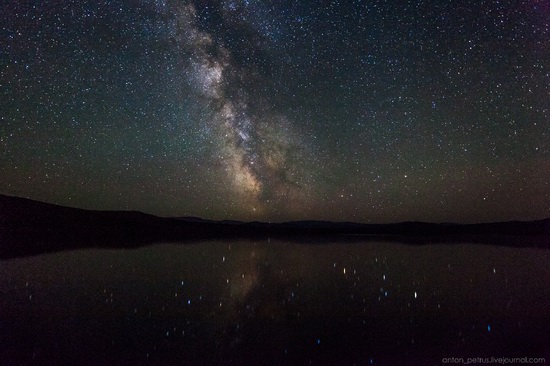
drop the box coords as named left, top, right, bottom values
left=2, top=0, right=549, bottom=223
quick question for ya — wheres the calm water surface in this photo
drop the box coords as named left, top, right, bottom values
left=1, top=240, right=549, bottom=365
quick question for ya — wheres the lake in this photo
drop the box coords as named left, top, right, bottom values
left=1, top=240, right=549, bottom=365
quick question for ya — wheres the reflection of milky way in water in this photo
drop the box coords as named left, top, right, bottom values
left=170, top=4, right=311, bottom=216
left=228, top=249, right=260, bottom=303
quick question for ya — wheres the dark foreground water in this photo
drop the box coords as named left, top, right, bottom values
left=1, top=240, right=549, bottom=365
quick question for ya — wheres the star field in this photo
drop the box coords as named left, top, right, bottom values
left=1, top=0, right=549, bottom=223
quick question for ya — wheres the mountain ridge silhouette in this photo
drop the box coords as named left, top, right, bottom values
left=1, top=193, right=548, bottom=258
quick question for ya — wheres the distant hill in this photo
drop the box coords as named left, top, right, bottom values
left=0, top=194, right=548, bottom=258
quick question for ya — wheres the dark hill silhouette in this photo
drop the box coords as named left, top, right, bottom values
left=0, top=194, right=548, bottom=258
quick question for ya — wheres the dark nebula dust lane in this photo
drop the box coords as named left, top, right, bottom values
left=1, top=0, right=549, bottom=222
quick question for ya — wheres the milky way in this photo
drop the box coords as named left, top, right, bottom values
left=162, top=2, right=313, bottom=216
